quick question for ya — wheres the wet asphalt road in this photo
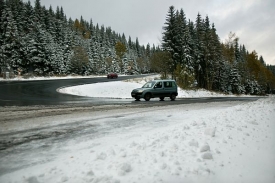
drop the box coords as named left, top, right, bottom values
left=0, top=75, right=262, bottom=107
left=0, top=75, right=148, bottom=106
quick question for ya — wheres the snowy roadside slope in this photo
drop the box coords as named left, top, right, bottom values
left=58, top=76, right=247, bottom=98
left=1, top=97, right=274, bottom=183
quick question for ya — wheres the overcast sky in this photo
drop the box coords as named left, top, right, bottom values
left=25, top=0, right=275, bottom=65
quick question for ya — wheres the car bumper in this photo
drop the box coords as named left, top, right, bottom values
left=131, top=92, right=143, bottom=98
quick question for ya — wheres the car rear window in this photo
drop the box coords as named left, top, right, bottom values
left=172, top=81, right=176, bottom=87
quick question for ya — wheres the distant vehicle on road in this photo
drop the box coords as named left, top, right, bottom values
left=107, top=73, right=118, bottom=79
left=131, top=79, right=178, bottom=101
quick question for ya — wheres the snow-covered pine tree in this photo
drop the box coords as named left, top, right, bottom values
left=182, top=16, right=194, bottom=72
left=0, top=0, right=4, bottom=74
left=173, top=9, right=195, bottom=88
left=259, top=56, right=265, bottom=66
left=210, top=23, right=222, bottom=91
left=162, top=6, right=177, bottom=78
left=228, top=67, right=244, bottom=94
left=202, top=15, right=214, bottom=90
left=194, top=13, right=205, bottom=88
left=187, top=20, right=196, bottom=70
left=219, top=59, right=231, bottom=93
left=0, top=4, right=20, bottom=74
left=0, top=0, right=4, bottom=19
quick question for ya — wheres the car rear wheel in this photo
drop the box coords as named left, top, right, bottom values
left=144, top=93, right=151, bottom=101
left=170, top=94, right=176, bottom=101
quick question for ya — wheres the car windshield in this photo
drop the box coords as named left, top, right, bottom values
left=142, top=81, right=156, bottom=88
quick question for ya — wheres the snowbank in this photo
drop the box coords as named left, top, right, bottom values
left=58, top=75, right=248, bottom=98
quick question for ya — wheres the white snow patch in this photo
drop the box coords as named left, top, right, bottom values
left=201, top=152, right=213, bottom=160
left=204, top=128, right=216, bottom=137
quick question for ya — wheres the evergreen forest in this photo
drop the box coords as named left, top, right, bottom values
left=0, top=0, right=275, bottom=95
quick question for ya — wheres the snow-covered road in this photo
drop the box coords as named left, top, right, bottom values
left=1, top=97, right=275, bottom=183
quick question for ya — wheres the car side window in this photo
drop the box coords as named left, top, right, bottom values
left=155, top=82, right=162, bottom=88
left=164, top=81, right=172, bottom=88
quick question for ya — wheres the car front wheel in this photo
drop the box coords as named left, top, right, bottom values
left=144, top=93, right=151, bottom=101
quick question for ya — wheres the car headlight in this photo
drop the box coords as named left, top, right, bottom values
left=137, top=90, right=143, bottom=93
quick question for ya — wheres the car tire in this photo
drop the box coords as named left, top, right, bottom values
left=144, top=93, right=151, bottom=101
left=170, top=94, right=176, bottom=101
left=159, top=97, right=164, bottom=101
left=135, top=96, right=140, bottom=101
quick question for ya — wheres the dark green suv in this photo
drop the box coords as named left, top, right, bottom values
left=131, top=80, right=178, bottom=101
